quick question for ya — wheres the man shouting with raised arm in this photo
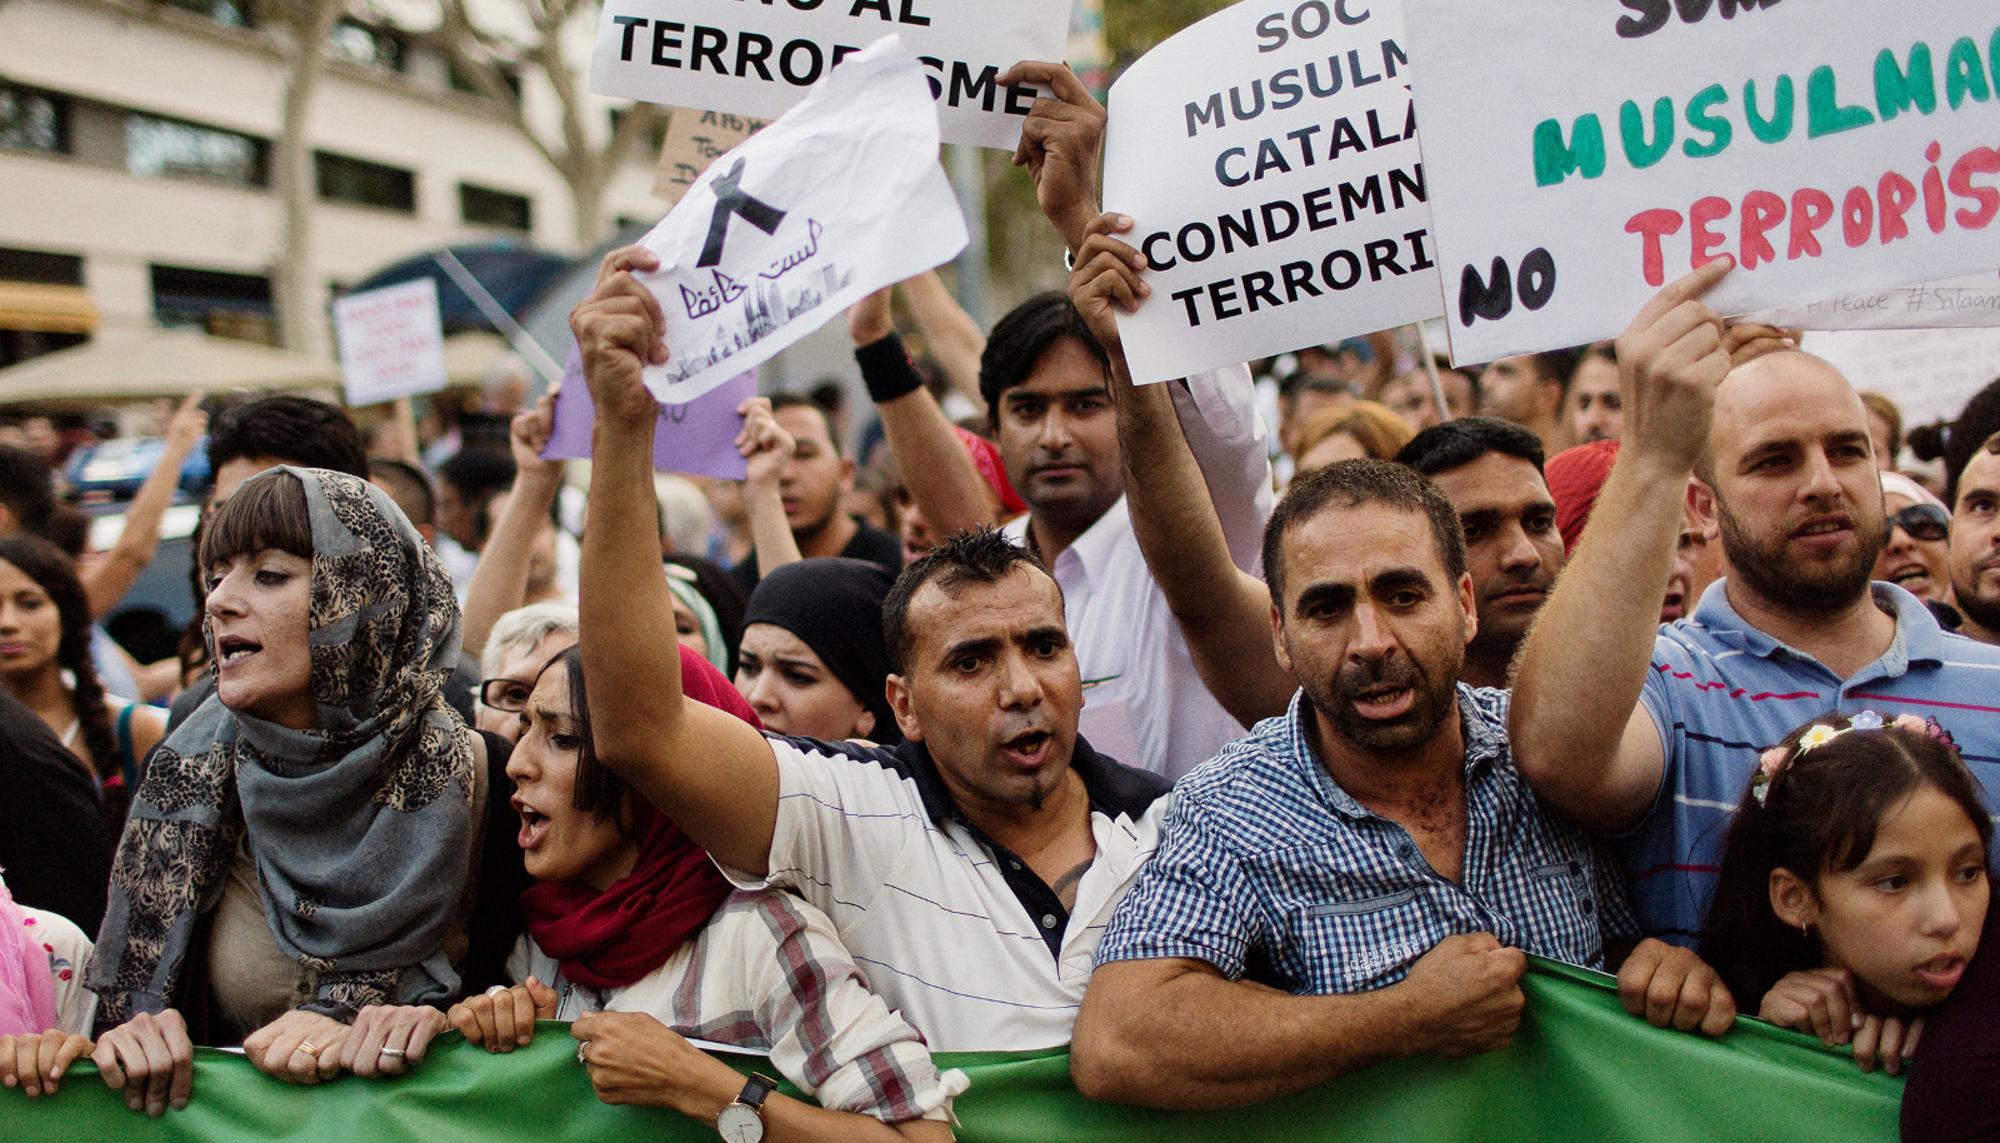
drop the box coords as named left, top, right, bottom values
left=569, top=245, right=1171, bottom=1052
left=1510, top=259, right=2000, bottom=947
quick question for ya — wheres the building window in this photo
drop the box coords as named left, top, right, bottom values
left=315, top=151, right=415, bottom=213
left=159, top=0, right=253, bottom=27
left=327, top=19, right=406, bottom=72
left=126, top=113, right=265, bottom=187
left=449, top=61, right=523, bottom=104
left=459, top=183, right=532, bottom=231
left=0, top=247, right=84, bottom=286
left=0, top=84, right=68, bottom=155
left=151, top=264, right=275, bottom=343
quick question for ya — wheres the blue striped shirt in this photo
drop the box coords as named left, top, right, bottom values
left=1096, top=687, right=1636, bottom=994
left=1629, top=580, right=2000, bottom=945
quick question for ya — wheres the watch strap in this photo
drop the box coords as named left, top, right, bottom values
left=738, top=1072, right=779, bottom=1112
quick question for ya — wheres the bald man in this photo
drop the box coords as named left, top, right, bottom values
left=1508, top=262, right=2000, bottom=946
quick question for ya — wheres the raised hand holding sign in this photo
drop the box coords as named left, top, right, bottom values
left=613, top=36, right=968, bottom=405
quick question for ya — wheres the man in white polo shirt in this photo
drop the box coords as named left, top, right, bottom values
left=571, top=244, right=1169, bottom=1051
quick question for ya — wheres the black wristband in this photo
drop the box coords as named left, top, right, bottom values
left=855, top=332, right=924, bottom=405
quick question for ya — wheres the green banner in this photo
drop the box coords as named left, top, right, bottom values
left=0, top=960, right=1900, bottom=1140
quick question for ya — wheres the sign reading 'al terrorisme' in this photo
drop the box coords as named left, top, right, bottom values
left=590, top=0, right=1075, bottom=150
left=1406, top=0, right=2000, bottom=363
left=1103, top=0, right=1442, bottom=385
left=626, top=36, right=967, bottom=404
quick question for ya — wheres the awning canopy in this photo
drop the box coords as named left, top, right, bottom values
left=349, top=242, right=570, bottom=335
left=0, top=281, right=99, bottom=335
left=0, top=327, right=335, bottom=406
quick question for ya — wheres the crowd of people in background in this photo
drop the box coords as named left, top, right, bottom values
left=5, top=56, right=2000, bottom=1143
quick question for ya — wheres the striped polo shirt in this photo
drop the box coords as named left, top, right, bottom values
left=1630, top=580, right=2000, bottom=945
left=715, top=733, right=1169, bottom=1052
left=1096, top=688, right=1637, bottom=995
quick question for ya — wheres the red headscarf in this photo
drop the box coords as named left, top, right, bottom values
left=519, top=646, right=759, bottom=990
left=1545, top=439, right=1622, bottom=556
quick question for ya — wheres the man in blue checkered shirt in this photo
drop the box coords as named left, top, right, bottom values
left=1069, top=459, right=1733, bottom=1110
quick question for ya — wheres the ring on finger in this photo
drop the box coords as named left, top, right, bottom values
left=379, top=1047, right=407, bottom=1059
left=577, top=1040, right=590, bottom=1065
left=296, top=1040, right=321, bottom=1060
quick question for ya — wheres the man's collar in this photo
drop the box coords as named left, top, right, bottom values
left=1687, top=578, right=1942, bottom=668
left=892, top=732, right=1169, bottom=828
left=1013, top=496, right=1130, bottom=577
left=1286, top=685, right=1501, bottom=821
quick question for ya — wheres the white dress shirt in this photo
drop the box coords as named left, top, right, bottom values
left=1005, top=364, right=1273, bottom=782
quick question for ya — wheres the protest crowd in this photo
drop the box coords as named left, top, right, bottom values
left=7, top=4, right=2000, bottom=1141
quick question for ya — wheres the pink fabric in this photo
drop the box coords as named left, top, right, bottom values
left=0, top=882, right=58, bottom=1036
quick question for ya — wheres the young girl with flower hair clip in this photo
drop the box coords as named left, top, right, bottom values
left=1700, top=711, right=1990, bottom=1075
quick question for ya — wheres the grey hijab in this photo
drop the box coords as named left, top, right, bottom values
left=89, top=467, right=477, bottom=1029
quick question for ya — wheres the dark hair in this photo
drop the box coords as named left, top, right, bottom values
left=368, top=458, right=437, bottom=528
left=769, top=392, right=840, bottom=457
left=0, top=445, right=56, bottom=538
left=545, top=645, right=639, bottom=835
left=1262, top=459, right=1468, bottom=602
left=664, top=554, right=747, bottom=675
left=1699, top=715, right=1993, bottom=1005
left=1395, top=416, right=1548, bottom=478
left=200, top=468, right=313, bottom=572
left=883, top=525, right=1052, bottom=674
left=43, top=505, right=90, bottom=559
left=0, top=535, right=117, bottom=780
left=207, top=396, right=368, bottom=481
left=1531, top=348, right=1584, bottom=393
left=1916, top=378, right=2000, bottom=504
left=438, top=448, right=517, bottom=545
left=977, top=292, right=1110, bottom=426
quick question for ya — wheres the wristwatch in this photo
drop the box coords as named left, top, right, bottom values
left=716, top=1072, right=779, bottom=1142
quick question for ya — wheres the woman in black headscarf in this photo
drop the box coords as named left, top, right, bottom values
left=736, top=558, right=899, bottom=743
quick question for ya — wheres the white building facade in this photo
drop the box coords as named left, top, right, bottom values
left=0, top=0, right=664, bottom=367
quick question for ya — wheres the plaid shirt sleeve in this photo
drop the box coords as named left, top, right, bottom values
left=1094, top=791, right=1261, bottom=979
left=736, top=892, right=967, bottom=1124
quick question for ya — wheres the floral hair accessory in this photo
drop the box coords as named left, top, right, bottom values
left=1750, top=746, right=1790, bottom=806
left=1750, top=710, right=1960, bottom=806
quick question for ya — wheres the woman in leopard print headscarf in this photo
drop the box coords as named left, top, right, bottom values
left=86, top=466, right=481, bottom=1110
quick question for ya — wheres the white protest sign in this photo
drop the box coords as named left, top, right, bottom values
left=1104, top=0, right=1441, bottom=385
left=1750, top=270, right=2000, bottom=331
left=1803, top=326, right=2000, bottom=428
left=1404, top=0, right=2000, bottom=364
left=654, top=108, right=770, bottom=205
left=332, top=279, right=448, bottom=405
left=630, top=36, right=967, bottom=404
left=590, top=0, right=1074, bottom=150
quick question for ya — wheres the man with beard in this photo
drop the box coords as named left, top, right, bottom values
left=1949, top=432, right=2000, bottom=645
left=1395, top=420, right=1563, bottom=688
left=1510, top=260, right=2000, bottom=946
left=1067, top=460, right=1732, bottom=1109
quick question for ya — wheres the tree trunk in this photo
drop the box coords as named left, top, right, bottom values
left=569, top=161, right=607, bottom=249
left=271, top=0, right=341, bottom=357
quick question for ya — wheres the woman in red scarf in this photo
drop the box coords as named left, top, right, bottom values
left=350, top=645, right=963, bottom=1141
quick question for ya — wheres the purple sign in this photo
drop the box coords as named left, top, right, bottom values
left=544, top=348, right=754, bottom=480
